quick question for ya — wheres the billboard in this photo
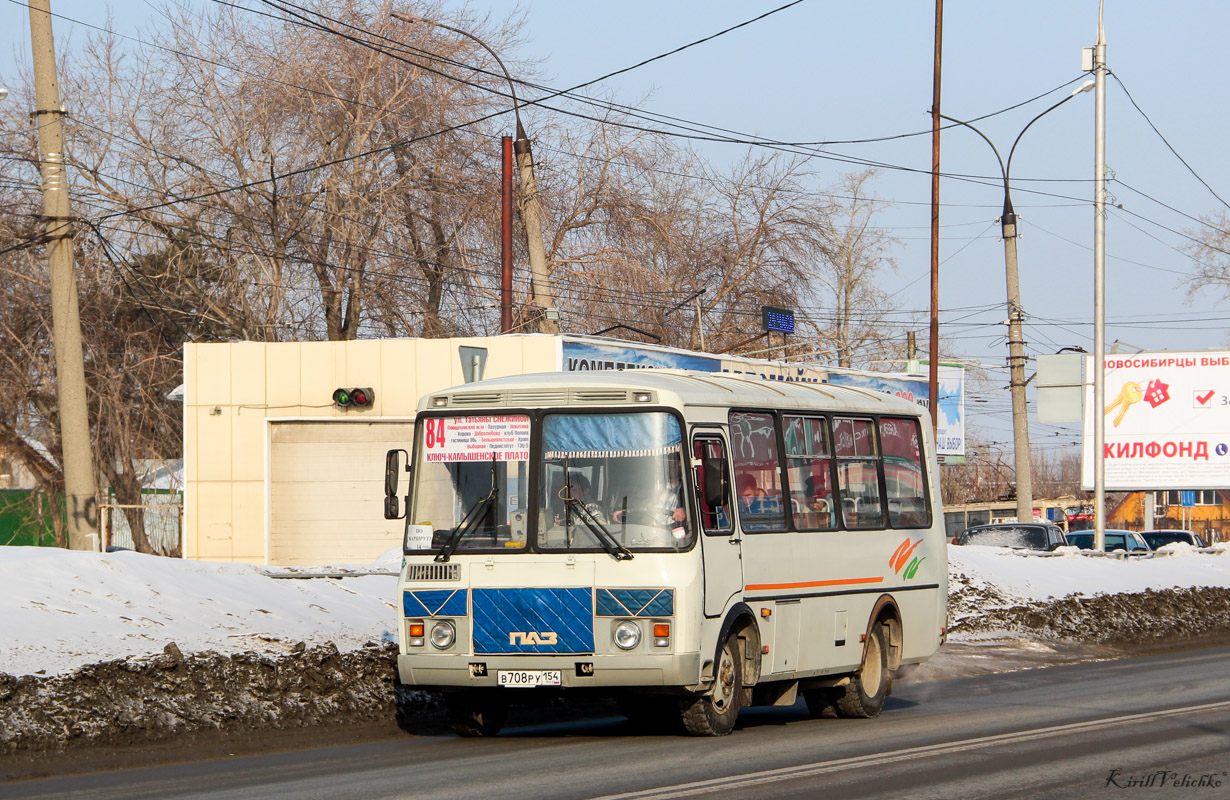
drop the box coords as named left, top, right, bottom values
left=826, top=366, right=965, bottom=458
left=559, top=338, right=962, bottom=456
left=560, top=338, right=828, bottom=384
left=1081, top=351, right=1230, bottom=490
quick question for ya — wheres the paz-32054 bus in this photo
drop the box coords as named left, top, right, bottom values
left=384, top=370, right=947, bottom=736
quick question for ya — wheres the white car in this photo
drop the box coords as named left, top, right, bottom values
left=1066, top=529, right=1152, bottom=556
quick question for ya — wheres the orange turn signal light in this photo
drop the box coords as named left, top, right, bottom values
left=409, top=623, right=425, bottom=637
left=653, top=623, right=670, bottom=638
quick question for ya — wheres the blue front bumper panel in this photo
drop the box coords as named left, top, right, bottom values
left=473, top=587, right=595, bottom=654
left=403, top=589, right=468, bottom=618
left=596, top=588, right=674, bottom=617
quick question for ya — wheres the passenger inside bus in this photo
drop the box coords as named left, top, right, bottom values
left=795, top=475, right=832, bottom=529
left=554, top=471, right=608, bottom=525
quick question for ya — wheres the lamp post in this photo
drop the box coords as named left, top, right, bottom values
left=390, top=12, right=558, bottom=333
left=941, top=80, right=1093, bottom=525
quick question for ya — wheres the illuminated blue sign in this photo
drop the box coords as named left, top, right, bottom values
left=762, top=306, right=795, bottom=334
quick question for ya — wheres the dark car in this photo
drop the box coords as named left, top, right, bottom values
left=1140, top=530, right=1209, bottom=549
left=1066, top=529, right=1152, bottom=555
left=956, top=523, right=1068, bottom=551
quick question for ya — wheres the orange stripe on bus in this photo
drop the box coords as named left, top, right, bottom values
left=744, top=576, right=884, bottom=591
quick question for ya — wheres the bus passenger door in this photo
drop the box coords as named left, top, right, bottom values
left=692, top=434, right=742, bottom=618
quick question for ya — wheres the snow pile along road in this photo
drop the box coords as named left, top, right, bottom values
left=948, top=543, right=1230, bottom=643
left=1, top=547, right=400, bottom=678
left=2, top=543, right=1229, bottom=758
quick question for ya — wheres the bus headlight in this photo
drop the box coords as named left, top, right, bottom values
left=613, top=621, right=641, bottom=650
left=430, top=620, right=456, bottom=650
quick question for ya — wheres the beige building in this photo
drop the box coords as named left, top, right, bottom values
left=184, top=334, right=827, bottom=566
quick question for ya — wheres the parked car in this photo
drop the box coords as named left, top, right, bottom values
left=1065, top=529, right=1152, bottom=555
left=1140, top=530, right=1209, bottom=549
left=956, top=523, right=1069, bottom=551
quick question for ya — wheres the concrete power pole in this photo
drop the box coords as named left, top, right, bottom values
left=29, top=0, right=99, bottom=550
left=513, top=123, right=559, bottom=334
left=1001, top=210, right=1034, bottom=524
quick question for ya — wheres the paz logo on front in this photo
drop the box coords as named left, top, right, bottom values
left=510, top=631, right=558, bottom=645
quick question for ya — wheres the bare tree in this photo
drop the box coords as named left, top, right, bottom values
left=803, top=170, right=903, bottom=367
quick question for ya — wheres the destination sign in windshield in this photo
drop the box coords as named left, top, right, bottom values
left=421, top=415, right=531, bottom=462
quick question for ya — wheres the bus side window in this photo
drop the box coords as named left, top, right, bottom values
left=833, top=417, right=885, bottom=530
left=728, top=411, right=787, bottom=532
left=879, top=417, right=931, bottom=528
left=692, top=437, right=732, bottom=534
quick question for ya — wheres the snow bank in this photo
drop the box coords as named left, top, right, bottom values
left=2, top=547, right=398, bottom=677
left=3, top=543, right=1230, bottom=678
left=948, top=543, right=1230, bottom=602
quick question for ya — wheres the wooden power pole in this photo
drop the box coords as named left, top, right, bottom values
left=29, top=0, right=99, bottom=550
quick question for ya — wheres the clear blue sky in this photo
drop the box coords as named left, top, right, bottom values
left=3, top=1, right=1226, bottom=454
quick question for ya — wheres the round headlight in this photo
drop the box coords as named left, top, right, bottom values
left=430, top=620, right=456, bottom=649
left=613, top=620, right=642, bottom=650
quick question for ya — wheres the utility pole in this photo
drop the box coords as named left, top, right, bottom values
left=512, top=122, right=559, bottom=334
left=29, top=0, right=99, bottom=550
left=500, top=135, right=513, bottom=333
left=1092, top=1, right=1108, bottom=551
left=1001, top=201, right=1033, bottom=524
left=928, top=0, right=943, bottom=437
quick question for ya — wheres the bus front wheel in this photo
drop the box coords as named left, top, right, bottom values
left=444, top=691, right=508, bottom=737
left=835, top=623, right=889, bottom=718
left=680, top=635, right=742, bottom=736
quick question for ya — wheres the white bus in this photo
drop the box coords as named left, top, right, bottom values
left=385, top=370, right=948, bottom=736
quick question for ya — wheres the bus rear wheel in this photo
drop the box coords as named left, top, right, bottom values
left=835, top=623, right=889, bottom=718
left=680, top=635, right=742, bottom=736
left=444, top=691, right=508, bottom=737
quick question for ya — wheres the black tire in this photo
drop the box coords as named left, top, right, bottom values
left=618, top=694, right=682, bottom=733
left=801, top=687, right=839, bottom=719
left=394, top=682, right=436, bottom=734
left=444, top=692, right=508, bottom=737
left=680, top=635, right=742, bottom=736
left=835, top=623, right=890, bottom=719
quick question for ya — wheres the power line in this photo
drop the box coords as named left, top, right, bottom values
left=1111, top=71, right=1230, bottom=211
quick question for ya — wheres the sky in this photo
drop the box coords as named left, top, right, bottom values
left=3, top=542, right=1227, bottom=676
left=2, top=1, right=1228, bottom=457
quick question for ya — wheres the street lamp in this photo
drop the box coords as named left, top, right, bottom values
left=390, top=12, right=559, bottom=334
left=941, top=80, right=1093, bottom=525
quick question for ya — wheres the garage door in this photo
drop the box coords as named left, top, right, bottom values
left=270, top=420, right=415, bottom=566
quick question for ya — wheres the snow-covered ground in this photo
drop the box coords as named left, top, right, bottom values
left=3, top=543, right=1229, bottom=678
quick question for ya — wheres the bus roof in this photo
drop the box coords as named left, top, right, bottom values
left=419, top=369, right=925, bottom=417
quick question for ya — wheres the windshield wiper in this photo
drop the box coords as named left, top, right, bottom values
left=563, top=497, right=633, bottom=561
left=434, top=490, right=497, bottom=562
left=436, top=457, right=499, bottom=562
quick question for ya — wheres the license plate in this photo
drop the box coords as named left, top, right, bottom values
left=497, top=670, right=562, bottom=688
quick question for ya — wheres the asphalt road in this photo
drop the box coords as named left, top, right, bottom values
left=4, top=645, right=1228, bottom=800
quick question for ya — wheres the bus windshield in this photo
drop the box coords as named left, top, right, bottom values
left=407, top=414, right=531, bottom=554
left=539, top=412, right=694, bottom=553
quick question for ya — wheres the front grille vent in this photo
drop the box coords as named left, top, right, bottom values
left=571, top=390, right=630, bottom=404
left=405, top=563, right=460, bottom=582
left=449, top=392, right=504, bottom=407
left=507, top=390, right=568, bottom=405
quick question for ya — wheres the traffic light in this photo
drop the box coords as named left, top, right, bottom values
left=333, top=387, right=374, bottom=408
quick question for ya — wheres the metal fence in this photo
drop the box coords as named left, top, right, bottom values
left=102, top=493, right=183, bottom=555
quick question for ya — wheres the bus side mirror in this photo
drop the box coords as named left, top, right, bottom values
left=702, top=459, right=727, bottom=510
left=385, top=449, right=409, bottom=520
